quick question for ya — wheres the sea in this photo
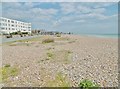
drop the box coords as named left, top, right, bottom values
left=76, top=34, right=119, bottom=39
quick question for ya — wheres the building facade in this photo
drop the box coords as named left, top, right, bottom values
left=0, top=17, right=31, bottom=34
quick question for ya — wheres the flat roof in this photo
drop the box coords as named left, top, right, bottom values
left=0, top=17, right=31, bottom=24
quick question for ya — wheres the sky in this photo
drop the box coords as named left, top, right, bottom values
left=1, top=2, right=118, bottom=34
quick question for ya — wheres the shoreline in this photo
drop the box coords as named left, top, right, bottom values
left=1, top=34, right=118, bottom=44
left=74, top=34, right=119, bottom=39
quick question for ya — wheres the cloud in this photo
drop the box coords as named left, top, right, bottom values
left=24, top=2, right=35, bottom=7
left=83, top=13, right=107, bottom=20
left=93, top=3, right=116, bottom=8
left=2, top=2, right=58, bottom=20
left=76, top=5, right=91, bottom=14
left=58, top=2, right=117, bottom=25
left=31, top=8, right=58, bottom=15
left=92, top=8, right=106, bottom=14
left=59, top=2, right=116, bottom=15
left=2, top=2, right=118, bottom=34
left=2, top=0, right=18, bottom=2
left=1, top=0, right=119, bottom=2
left=2, top=2, right=59, bottom=30
left=59, top=3, right=76, bottom=15
left=75, top=20, right=85, bottom=23
left=2, top=2, right=22, bottom=9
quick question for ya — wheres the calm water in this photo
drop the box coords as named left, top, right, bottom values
left=77, top=34, right=119, bottom=39
left=88, top=34, right=119, bottom=38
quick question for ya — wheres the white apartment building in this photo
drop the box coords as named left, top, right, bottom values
left=0, top=17, right=31, bottom=34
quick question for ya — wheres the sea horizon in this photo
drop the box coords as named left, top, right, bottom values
left=73, top=33, right=119, bottom=38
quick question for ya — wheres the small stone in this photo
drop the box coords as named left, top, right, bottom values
left=71, top=66, right=74, bottom=69
left=15, top=76, right=19, bottom=79
left=37, top=77, right=40, bottom=80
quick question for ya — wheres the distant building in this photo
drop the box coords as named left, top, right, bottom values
left=0, top=17, right=31, bottom=34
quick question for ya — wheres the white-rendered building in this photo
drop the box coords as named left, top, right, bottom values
left=0, top=17, right=31, bottom=34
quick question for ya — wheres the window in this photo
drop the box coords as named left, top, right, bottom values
left=1, top=27, right=5, bottom=30
left=9, top=28, right=10, bottom=30
left=8, top=20, right=10, bottom=22
left=2, top=19, right=4, bottom=21
left=11, top=25, right=14, bottom=27
left=1, top=23, right=7, bottom=26
left=11, top=21, right=14, bottom=23
left=12, top=28, right=15, bottom=30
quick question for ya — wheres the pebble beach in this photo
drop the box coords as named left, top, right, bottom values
left=2, top=35, right=118, bottom=87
